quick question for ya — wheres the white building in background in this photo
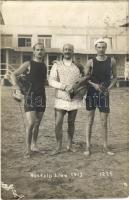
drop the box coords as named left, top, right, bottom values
left=120, top=16, right=129, bottom=80
left=1, top=23, right=129, bottom=78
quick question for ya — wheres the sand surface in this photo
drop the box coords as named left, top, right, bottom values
left=1, top=86, right=129, bottom=199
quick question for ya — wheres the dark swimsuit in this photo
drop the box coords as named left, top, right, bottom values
left=86, top=57, right=112, bottom=113
left=24, top=60, right=47, bottom=112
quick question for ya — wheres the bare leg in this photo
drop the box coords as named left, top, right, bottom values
left=32, top=111, right=44, bottom=152
left=67, top=110, right=77, bottom=152
left=52, top=109, right=66, bottom=155
left=84, top=110, right=95, bottom=156
left=100, top=112, right=114, bottom=155
left=25, top=111, right=36, bottom=157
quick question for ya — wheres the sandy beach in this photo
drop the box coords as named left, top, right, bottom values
left=1, top=86, right=129, bottom=199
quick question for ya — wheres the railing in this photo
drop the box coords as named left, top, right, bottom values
left=0, top=63, right=19, bottom=79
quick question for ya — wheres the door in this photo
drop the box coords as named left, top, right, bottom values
left=22, top=54, right=32, bottom=62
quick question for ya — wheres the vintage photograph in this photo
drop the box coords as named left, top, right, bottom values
left=1, top=0, right=129, bottom=199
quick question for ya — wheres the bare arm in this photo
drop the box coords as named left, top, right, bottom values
left=108, top=57, right=117, bottom=91
left=85, top=59, right=92, bottom=76
left=11, top=61, right=30, bottom=87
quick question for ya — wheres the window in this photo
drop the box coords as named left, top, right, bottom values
left=88, top=55, right=94, bottom=60
left=48, top=55, right=61, bottom=74
left=23, top=54, right=32, bottom=62
left=1, top=50, right=6, bottom=76
left=126, top=54, right=129, bottom=62
left=18, top=35, right=32, bottom=47
left=75, top=56, right=81, bottom=64
left=38, top=35, right=52, bottom=48
left=1, top=49, right=6, bottom=63
left=11, top=52, right=17, bottom=63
